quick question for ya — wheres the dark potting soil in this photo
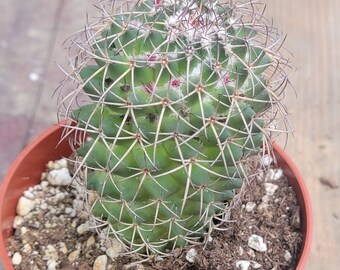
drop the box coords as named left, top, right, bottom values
left=8, top=162, right=302, bottom=270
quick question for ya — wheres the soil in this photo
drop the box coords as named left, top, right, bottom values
left=8, top=160, right=302, bottom=270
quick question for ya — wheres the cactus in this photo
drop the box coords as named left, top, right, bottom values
left=59, top=0, right=288, bottom=256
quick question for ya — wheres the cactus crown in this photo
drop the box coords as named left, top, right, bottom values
left=58, top=0, right=289, bottom=256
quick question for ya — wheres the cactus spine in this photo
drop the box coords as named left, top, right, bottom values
left=59, top=0, right=288, bottom=256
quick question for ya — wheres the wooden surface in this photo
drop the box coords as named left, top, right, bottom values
left=0, top=0, right=339, bottom=269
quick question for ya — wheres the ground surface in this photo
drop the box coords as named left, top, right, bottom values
left=0, top=0, right=340, bottom=269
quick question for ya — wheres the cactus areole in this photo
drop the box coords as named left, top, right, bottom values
left=60, top=0, right=289, bottom=255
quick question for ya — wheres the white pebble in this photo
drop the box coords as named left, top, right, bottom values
left=93, top=255, right=108, bottom=270
left=236, top=260, right=250, bottom=270
left=53, top=192, right=66, bottom=202
left=13, top=216, right=24, bottom=229
left=47, top=260, right=57, bottom=270
left=284, top=250, right=292, bottom=261
left=16, top=196, right=36, bottom=216
left=65, top=207, right=73, bottom=214
left=238, top=246, right=244, bottom=256
left=40, top=203, right=48, bottom=210
left=77, top=222, right=89, bottom=235
left=48, top=158, right=68, bottom=170
left=265, top=183, right=279, bottom=196
left=23, top=190, right=35, bottom=200
left=73, top=199, right=83, bottom=211
left=260, top=155, right=273, bottom=166
left=20, top=227, right=28, bottom=235
left=245, top=202, right=256, bottom=212
left=106, top=239, right=123, bottom=259
left=41, top=181, right=49, bottom=188
left=43, top=245, right=59, bottom=261
left=12, top=252, right=22, bottom=265
left=55, top=159, right=68, bottom=169
left=273, top=169, right=283, bottom=180
left=248, top=234, right=268, bottom=252
left=257, top=202, right=268, bottom=212
left=247, top=249, right=255, bottom=258
left=186, top=248, right=198, bottom=263
left=252, top=261, right=262, bottom=269
left=68, top=249, right=80, bottom=262
left=59, top=242, right=68, bottom=254
left=22, top=243, right=32, bottom=254
left=47, top=168, right=72, bottom=186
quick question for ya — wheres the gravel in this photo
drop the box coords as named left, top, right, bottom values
left=8, top=158, right=122, bottom=270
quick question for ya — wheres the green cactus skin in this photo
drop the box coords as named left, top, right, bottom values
left=59, top=0, right=289, bottom=256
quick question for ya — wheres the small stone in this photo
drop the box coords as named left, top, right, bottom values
left=20, top=227, right=28, bottom=235
left=186, top=248, right=197, bottom=263
left=47, top=168, right=72, bottom=186
left=47, top=161, right=55, bottom=170
left=86, top=236, right=96, bottom=247
left=93, top=255, right=108, bottom=270
left=40, top=203, right=48, bottom=210
left=53, top=192, right=66, bottom=202
left=236, top=260, right=250, bottom=270
left=16, top=196, right=36, bottom=216
left=77, top=222, right=89, bottom=235
left=54, top=159, right=68, bottom=169
left=106, top=239, right=123, bottom=259
left=71, top=220, right=77, bottom=228
left=68, top=249, right=80, bottom=262
left=47, top=260, right=57, bottom=270
left=257, top=202, right=268, bottom=212
left=43, top=245, right=59, bottom=261
left=59, top=242, right=68, bottom=254
left=245, top=202, right=256, bottom=212
left=238, top=246, right=244, bottom=256
left=265, top=183, right=279, bottom=196
left=284, top=250, right=292, bottom=261
left=252, top=261, right=262, bottom=269
left=41, top=181, right=49, bottom=188
left=22, top=243, right=32, bottom=254
left=13, top=216, right=24, bottom=228
left=65, top=207, right=73, bottom=214
left=73, top=199, right=83, bottom=211
left=248, top=234, right=267, bottom=252
left=12, top=252, right=22, bottom=265
left=23, top=190, right=35, bottom=200
left=262, top=195, right=270, bottom=203
left=273, top=169, right=283, bottom=180
left=247, top=249, right=256, bottom=258
left=260, top=155, right=273, bottom=166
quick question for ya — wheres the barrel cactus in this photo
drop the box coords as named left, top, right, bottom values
left=59, top=0, right=288, bottom=256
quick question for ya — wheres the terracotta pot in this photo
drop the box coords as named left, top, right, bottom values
left=0, top=125, right=312, bottom=269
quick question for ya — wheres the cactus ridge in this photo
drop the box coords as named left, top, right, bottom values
left=59, top=0, right=289, bottom=255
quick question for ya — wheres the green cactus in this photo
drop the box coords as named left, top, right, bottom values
left=59, top=0, right=288, bottom=255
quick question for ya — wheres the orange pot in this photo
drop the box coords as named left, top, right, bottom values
left=0, top=125, right=312, bottom=269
